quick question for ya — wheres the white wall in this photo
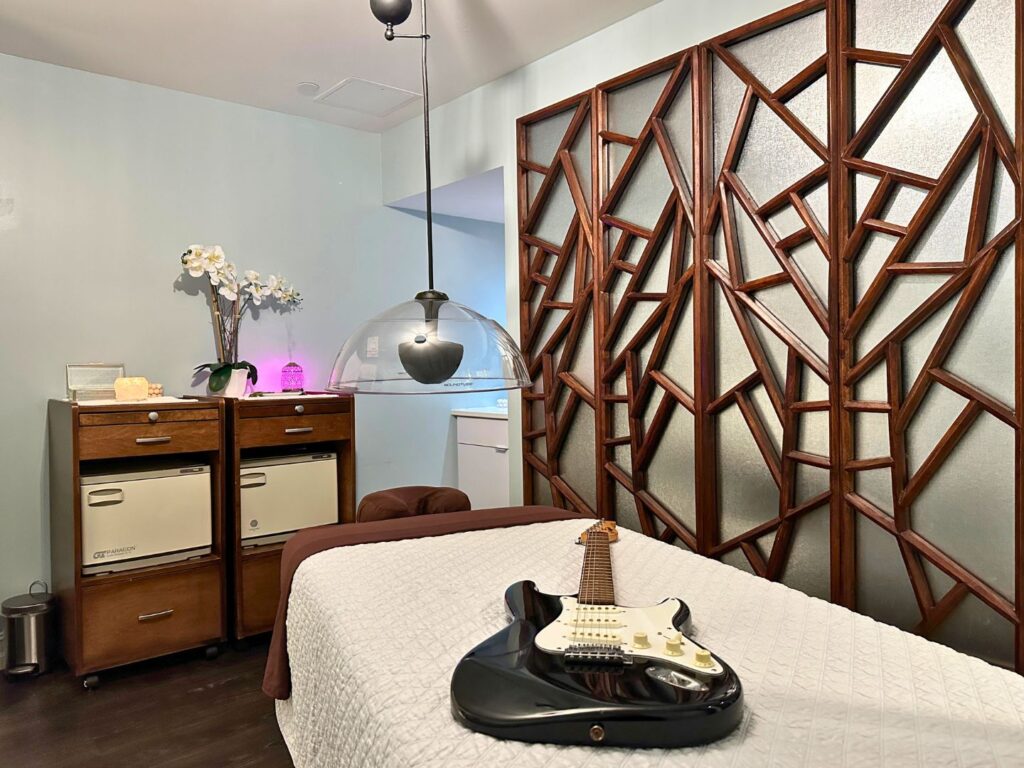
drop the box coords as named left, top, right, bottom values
left=380, top=0, right=793, bottom=504
left=0, top=53, right=504, bottom=599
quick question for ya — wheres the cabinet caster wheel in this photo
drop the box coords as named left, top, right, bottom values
left=83, top=675, right=100, bottom=690
left=204, top=645, right=220, bottom=660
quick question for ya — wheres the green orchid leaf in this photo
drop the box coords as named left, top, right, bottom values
left=234, top=361, right=259, bottom=385
left=208, top=365, right=233, bottom=392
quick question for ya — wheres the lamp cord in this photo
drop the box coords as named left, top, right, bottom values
left=419, top=0, right=434, bottom=291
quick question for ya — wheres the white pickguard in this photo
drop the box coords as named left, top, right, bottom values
left=534, top=596, right=726, bottom=677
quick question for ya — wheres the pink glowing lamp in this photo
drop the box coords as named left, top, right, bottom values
left=281, top=362, right=305, bottom=392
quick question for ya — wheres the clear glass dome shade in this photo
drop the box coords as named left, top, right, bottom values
left=327, top=292, right=531, bottom=394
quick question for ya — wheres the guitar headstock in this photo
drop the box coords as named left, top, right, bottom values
left=579, top=519, right=618, bottom=545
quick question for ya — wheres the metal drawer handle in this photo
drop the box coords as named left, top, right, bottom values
left=87, top=489, right=124, bottom=506
left=240, top=472, right=267, bottom=488
left=148, top=411, right=159, bottom=423
left=285, top=427, right=313, bottom=435
left=135, top=436, right=172, bottom=445
left=295, top=404, right=304, bottom=414
left=138, top=609, right=174, bottom=623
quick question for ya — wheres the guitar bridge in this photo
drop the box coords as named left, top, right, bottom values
left=563, top=644, right=630, bottom=668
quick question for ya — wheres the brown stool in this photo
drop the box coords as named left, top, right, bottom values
left=356, top=486, right=471, bottom=523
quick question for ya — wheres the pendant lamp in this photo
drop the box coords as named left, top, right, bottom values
left=327, top=0, right=530, bottom=394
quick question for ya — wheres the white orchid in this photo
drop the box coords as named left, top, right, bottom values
left=179, top=244, right=302, bottom=365
left=218, top=280, right=240, bottom=301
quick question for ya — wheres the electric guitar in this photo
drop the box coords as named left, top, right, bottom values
left=450, top=520, right=744, bottom=748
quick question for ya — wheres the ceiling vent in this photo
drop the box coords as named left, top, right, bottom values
left=314, top=78, right=420, bottom=117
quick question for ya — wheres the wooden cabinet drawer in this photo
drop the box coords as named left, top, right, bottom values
left=80, top=408, right=218, bottom=427
left=237, top=413, right=351, bottom=448
left=81, top=565, right=222, bottom=671
left=79, top=421, right=220, bottom=460
left=239, top=550, right=282, bottom=636
left=240, top=400, right=350, bottom=419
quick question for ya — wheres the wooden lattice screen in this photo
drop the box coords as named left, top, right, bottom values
left=516, top=0, right=1022, bottom=671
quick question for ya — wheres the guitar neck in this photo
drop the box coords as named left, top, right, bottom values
left=578, top=530, right=615, bottom=605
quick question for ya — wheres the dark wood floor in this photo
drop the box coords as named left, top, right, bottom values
left=0, top=639, right=293, bottom=768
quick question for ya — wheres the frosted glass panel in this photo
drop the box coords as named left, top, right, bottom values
left=610, top=141, right=673, bottom=232
left=658, top=290, right=695, bottom=395
left=662, top=75, right=694, bottom=190
left=785, top=75, right=828, bottom=145
left=856, top=514, right=922, bottom=629
left=527, top=107, right=575, bottom=166
left=569, top=114, right=592, bottom=210
left=560, top=405, right=597, bottom=511
left=905, top=383, right=968, bottom=476
left=854, top=469, right=894, bottom=513
left=882, top=184, right=927, bottom=228
left=532, top=471, right=553, bottom=506
left=907, top=151, right=977, bottom=262
left=717, top=404, right=779, bottom=542
left=797, top=410, right=829, bottom=456
left=728, top=10, right=826, bottom=93
left=804, top=181, right=830, bottom=235
left=616, top=482, right=642, bottom=532
left=790, top=240, right=829, bottom=305
left=713, top=55, right=748, bottom=180
left=607, top=70, right=671, bottom=139
left=533, top=171, right=575, bottom=247
left=756, top=281, right=828, bottom=362
left=568, top=306, right=595, bottom=391
left=714, top=284, right=755, bottom=395
left=780, top=507, right=830, bottom=599
left=955, top=0, right=1015, bottom=140
left=945, top=246, right=1016, bottom=406
left=734, top=200, right=780, bottom=280
left=647, top=406, right=696, bottom=531
left=854, top=0, right=947, bottom=55
left=854, top=232, right=897, bottom=305
left=901, top=292, right=959, bottom=392
left=854, top=412, right=890, bottom=458
left=987, top=160, right=1017, bottom=242
left=929, top=592, right=1015, bottom=667
left=749, top=383, right=783, bottom=456
left=736, top=100, right=824, bottom=205
left=751, top=315, right=790, bottom=392
left=856, top=274, right=947, bottom=359
left=914, top=413, right=1015, bottom=599
left=768, top=205, right=806, bottom=239
left=854, top=63, right=899, bottom=130
left=864, top=50, right=977, bottom=180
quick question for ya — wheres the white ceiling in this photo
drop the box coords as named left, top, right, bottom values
left=0, top=0, right=660, bottom=132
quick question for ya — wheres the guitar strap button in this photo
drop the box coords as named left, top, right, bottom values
left=589, top=724, right=606, bottom=743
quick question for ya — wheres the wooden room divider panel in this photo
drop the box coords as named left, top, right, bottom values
left=517, top=0, right=1023, bottom=670
left=594, top=51, right=702, bottom=548
left=517, top=94, right=599, bottom=516
left=703, top=2, right=834, bottom=598
left=834, top=0, right=1022, bottom=668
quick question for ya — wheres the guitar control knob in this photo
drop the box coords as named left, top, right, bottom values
left=632, top=631, right=650, bottom=649
left=665, top=631, right=683, bottom=656
left=694, top=649, right=714, bottom=668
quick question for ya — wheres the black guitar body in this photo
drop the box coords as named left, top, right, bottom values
left=450, top=580, right=744, bottom=749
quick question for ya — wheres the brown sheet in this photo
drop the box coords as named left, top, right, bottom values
left=263, top=505, right=583, bottom=699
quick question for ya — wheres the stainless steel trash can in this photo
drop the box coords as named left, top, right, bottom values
left=2, top=581, right=58, bottom=677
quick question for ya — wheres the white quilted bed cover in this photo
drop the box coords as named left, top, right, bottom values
left=276, top=519, right=1024, bottom=767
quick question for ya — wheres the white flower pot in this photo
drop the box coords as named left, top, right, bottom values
left=209, top=367, right=250, bottom=398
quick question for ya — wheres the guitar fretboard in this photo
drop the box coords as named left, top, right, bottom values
left=578, top=531, right=615, bottom=605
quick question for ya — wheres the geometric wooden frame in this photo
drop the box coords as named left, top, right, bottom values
left=517, top=0, right=1024, bottom=672
left=517, top=92, right=599, bottom=516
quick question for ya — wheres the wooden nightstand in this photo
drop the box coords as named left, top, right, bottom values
left=217, top=394, right=355, bottom=638
left=48, top=399, right=229, bottom=686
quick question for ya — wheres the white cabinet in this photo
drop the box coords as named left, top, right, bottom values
left=454, top=408, right=510, bottom=509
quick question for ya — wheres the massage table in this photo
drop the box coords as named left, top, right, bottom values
left=265, top=507, right=1024, bottom=767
